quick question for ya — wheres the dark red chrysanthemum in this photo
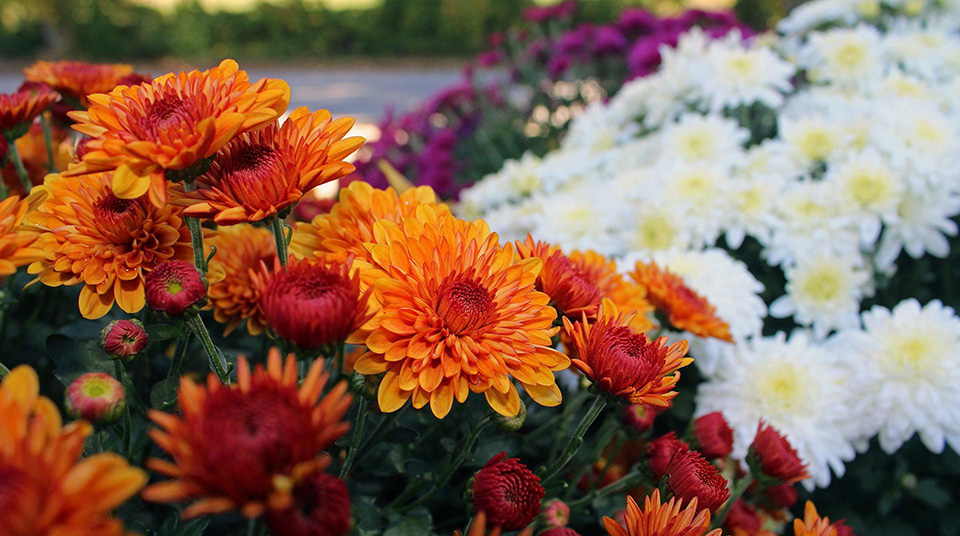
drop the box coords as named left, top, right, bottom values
left=264, top=470, right=351, bottom=536
left=0, top=82, right=57, bottom=139
left=541, top=528, right=582, bottom=536
left=472, top=452, right=545, bottom=531
left=693, top=412, right=733, bottom=460
left=664, top=449, right=730, bottom=513
left=646, top=432, right=689, bottom=479
left=144, top=260, right=207, bottom=316
left=259, top=257, right=372, bottom=350
left=100, top=318, right=148, bottom=361
left=620, top=403, right=665, bottom=433
left=723, top=500, right=763, bottom=534
left=515, top=237, right=602, bottom=317
left=832, top=519, right=856, bottom=536
left=763, top=482, right=798, bottom=509
left=749, top=423, right=809, bottom=485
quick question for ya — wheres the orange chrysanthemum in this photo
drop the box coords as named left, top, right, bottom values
left=0, top=365, right=147, bottom=536
left=0, top=83, right=57, bottom=138
left=602, top=490, right=722, bottom=536
left=0, top=192, right=44, bottom=277
left=290, top=180, right=449, bottom=266
left=66, top=59, right=290, bottom=207
left=24, top=60, right=134, bottom=104
left=793, top=502, right=841, bottom=536
left=207, top=224, right=277, bottom=335
left=2, top=121, right=73, bottom=195
left=454, top=511, right=535, bottom=536
left=563, top=299, right=691, bottom=407
left=26, top=172, right=193, bottom=319
left=630, top=261, right=733, bottom=342
left=515, top=236, right=653, bottom=332
left=352, top=206, right=569, bottom=419
left=172, top=107, right=363, bottom=224
left=142, top=349, right=353, bottom=519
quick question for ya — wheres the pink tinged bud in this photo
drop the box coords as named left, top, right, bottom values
left=100, top=319, right=148, bottom=361
left=65, top=372, right=125, bottom=424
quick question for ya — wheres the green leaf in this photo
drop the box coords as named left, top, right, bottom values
left=150, top=376, right=180, bottom=410
left=46, top=334, right=115, bottom=386
left=384, top=509, right=433, bottom=536
left=146, top=323, right=183, bottom=343
left=912, top=479, right=951, bottom=508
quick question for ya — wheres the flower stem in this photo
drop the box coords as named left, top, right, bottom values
left=0, top=360, right=10, bottom=378
left=186, top=315, right=230, bottom=383
left=7, top=138, right=32, bottom=193
left=523, top=387, right=590, bottom=446
left=567, top=470, right=647, bottom=508
left=167, top=332, right=191, bottom=379
left=339, top=395, right=369, bottom=478
left=182, top=181, right=207, bottom=274
left=270, top=217, right=288, bottom=267
left=711, top=475, right=753, bottom=529
left=539, top=395, right=607, bottom=486
left=114, top=361, right=132, bottom=457
left=40, top=113, right=56, bottom=173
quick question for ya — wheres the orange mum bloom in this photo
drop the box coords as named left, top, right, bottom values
left=602, top=491, right=722, bottom=536
left=0, top=83, right=57, bottom=138
left=630, top=261, right=733, bottom=342
left=26, top=173, right=193, bottom=319
left=142, top=349, right=352, bottom=519
left=793, top=502, right=841, bottom=536
left=353, top=206, right=569, bottom=419
left=0, top=365, right=147, bottom=536
left=172, top=107, right=363, bottom=224
left=66, top=59, right=290, bottom=207
left=207, top=224, right=277, bottom=335
left=24, top=60, right=134, bottom=104
left=563, top=299, right=691, bottom=407
left=0, top=193, right=44, bottom=277
left=290, top=180, right=449, bottom=266
left=454, top=511, right=534, bottom=536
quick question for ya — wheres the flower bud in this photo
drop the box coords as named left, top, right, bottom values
left=663, top=449, right=730, bottom=513
left=472, top=452, right=544, bottom=531
left=764, top=482, right=798, bottom=509
left=100, top=319, right=148, bottom=361
left=723, top=500, right=763, bottom=534
left=692, top=411, right=733, bottom=460
left=620, top=402, right=663, bottom=433
left=492, top=401, right=526, bottom=432
left=65, top=372, right=125, bottom=424
left=541, top=528, right=581, bottom=536
left=748, top=422, right=809, bottom=485
left=542, top=499, right=570, bottom=527
left=144, top=260, right=207, bottom=317
left=646, top=431, right=689, bottom=479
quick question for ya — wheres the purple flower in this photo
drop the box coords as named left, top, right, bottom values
left=548, top=54, right=572, bottom=78
left=627, top=36, right=664, bottom=78
left=617, top=8, right=659, bottom=36
left=477, top=50, right=503, bottom=67
left=593, top=26, right=628, bottom=55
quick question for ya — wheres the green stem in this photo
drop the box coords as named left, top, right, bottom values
left=352, top=408, right=401, bottom=468
left=94, top=431, right=103, bottom=453
left=540, top=395, right=607, bottom=486
left=167, top=332, right=191, bottom=379
left=186, top=315, right=229, bottom=383
left=270, top=217, right=288, bottom=266
left=0, top=360, right=10, bottom=378
left=247, top=517, right=266, bottom=536
left=7, top=138, right=32, bottom=193
left=523, top=387, right=590, bottom=446
left=711, top=476, right=753, bottom=529
left=566, top=470, right=648, bottom=508
left=114, top=361, right=132, bottom=457
left=40, top=113, right=56, bottom=173
left=339, top=395, right=369, bottom=478
left=182, top=181, right=207, bottom=274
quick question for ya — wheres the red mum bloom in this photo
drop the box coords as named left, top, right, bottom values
left=620, top=402, right=666, bottom=433
left=259, top=257, right=373, bottom=351
left=0, top=83, right=57, bottom=139
left=749, top=423, right=809, bottom=485
left=65, top=372, right=126, bottom=424
left=472, top=452, right=545, bottom=531
left=723, top=500, right=763, bottom=535
left=563, top=299, right=691, bottom=406
left=763, top=483, right=798, bottom=509
left=264, top=469, right=351, bottom=536
left=647, top=432, right=690, bottom=479
left=664, top=449, right=730, bottom=513
left=542, top=529, right=582, bottom=536
left=693, top=412, right=734, bottom=460
left=144, top=260, right=207, bottom=317
left=515, top=237, right=602, bottom=317
left=100, top=318, right=148, bottom=361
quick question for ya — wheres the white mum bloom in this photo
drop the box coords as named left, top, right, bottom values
left=836, top=299, right=960, bottom=454
left=701, top=32, right=795, bottom=112
left=770, top=250, right=872, bottom=338
left=617, top=197, right=695, bottom=255
left=780, top=115, right=848, bottom=167
left=459, top=152, right=543, bottom=215
left=766, top=180, right=859, bottom=265
left=876, top=186, right=960, bottom=269
left=800, top=25, right=885, bottom=88
left=696, top=331, right=866, bottom=489
left=528, top=186, right=620, bottom=255
left=824, top=149, right=905, bottom=245
left=657, top=114, right=749, bottom=167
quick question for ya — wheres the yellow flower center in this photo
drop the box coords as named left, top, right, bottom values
left=796, top=128, right=835, bottom=161
left=167, top=280, right=183, bottom=295
left=725, top=53, right=757, bottom=76
left=846, top=168, right=892, bottom=208
left=633, top=213, right=677, bottom=251
left=755, top=362, right=813, bottom=416
left=832, top=43, right=868, bottom=71
left=878, top=331, right=944, bottom=381
left=797, top=265, right=846, bottom=304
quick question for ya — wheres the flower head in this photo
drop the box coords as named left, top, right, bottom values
left=24, top=60, right=135, bottom=104
left=173, top=107, right=363, bottom=224
left=542, top=529, right=582, bottom=536
left=260, top=257, right=373, bottom=350
left=65, top=372, right=126, bottom=424
left=563, top=299, right=691, bottom=406
left=620, top=402, right=665, bottom=433
left=291, top=180, right=449, bottom=266
left=663, top=449, right=730, bottom=513
left=723, top=500, right=765, bottom=535
left=793, top=502, right=851, bottom=536
left=263, top=469, right=351, bottom=536
left=100, top=318, right=148, bottom=361
left=602, top=490, right=722, bottom=536
left=145, top=260, right=207, bottom=317
left=352, top=206, right=569, bottom=418
left=66, top=59, right=290, bottom=207
left=647, top=432, right=690, bottom=478
left=0, top=194, right=44, bottom=277
left=693, top=412, right=734, bottom=460
left=456, top=510, right=534, bottom=536
left=27, top=173, right=193, bottom=319
left=630, top=261, right=733, bottom=342
left=763, top=483, right=798, bottom=509
left=472, top=452, right=545, bottom=531
left=543, top=499, right=571, bottom=528
left=749, top=422, right=809, bottom=485
left=0, top=83, right=57, bottom=139
left=207, top=224, right=277, bottom=335
left=142, top=349, right=353, bottom=518
left=0, top=366, right=147, bottom=535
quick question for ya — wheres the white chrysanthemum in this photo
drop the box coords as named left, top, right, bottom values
left=701, top=32, right=794, bottom=112
left=459, top=152, right=542, bottom=215
left=658, top=162, right=733, bottom=247
left=770, top=250, right=871, bottom=337
left=836, top=299, right=960, bottom=454
left=780, top=115, right=848, bottom=166
left=618, top=199, right=695, bottom=255
left=766, top=181, right=858, bottom=265
left=875, top=101, right=960, bottom=190
left=876, top=186, right=960, bottom=269
left=528, top=186, right=620, bottom=255
left=724, top=175, right=787, bottom=248
left=657, top=113, right=748, bottom=166
left=801, top=25, right=885, bottom=88
left=884, top=21, right=960, bottom=81
left=480, top=197, right=541, bottom=245
left=695, top=331, right=866, bottom=489
left=825, top=149, right=905, bottom=245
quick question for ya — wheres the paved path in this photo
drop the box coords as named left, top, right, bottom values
left=1, top=66, right=466, bottom=124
